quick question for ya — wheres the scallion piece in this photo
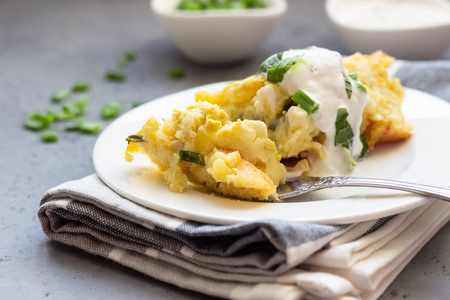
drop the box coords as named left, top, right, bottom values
left=349, top=72, right=367, bottom=93
left=125, top=134, right=144, bottom=143
left=291, top=89, right=320, bottom=115
left=267, top=55, right=304, bottom=82
left=168, top=68, right=185, bottom=79
left=41, top=130, right=58, bottom=143
left=343, top=72, right=353, bottom=100
left=102, top=102, right=122, bottom=119
left=51, top=89, right=72, bottom=103
left=62, top=95, right=90, bottom=118
left=334, top=108, right=354, bottom=150
left=105, top=70, right=126, bottom=82
left=79, top=120, right=102, bottom=134
left=359, top=133, right=369, bottom=159
left=118, top=50, right=137, bottom=67
left=24, top=113, right=51, bottom=130
left=132, top=102, right=145, bottom=108
left=179, top=150, right=204, bottom=165
left=257, top=52, right=283, bottom=74
left=72, top=81, right=91, bottom=92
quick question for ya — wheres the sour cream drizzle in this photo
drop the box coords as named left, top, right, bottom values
left=271, top=47, right=371, bottom=176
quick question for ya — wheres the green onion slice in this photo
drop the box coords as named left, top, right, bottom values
left=168, top=68, right=185, bottom=79
left=118, top=50, right=137, bottom=68
left=105, top=70, right=126, bottom=82
left=72, top=81, right=91, bottom=92
left=101, top=102, right=122, bottom=119
left=267, top=55, right=305, bottom=82
left=258, top=52, right=283, bottom=74
left=348, top=72, right=367, bottom=93
left=51, top=89, right=72, bottom=103
left=291, top=89, right=320, bottom=115
left=359, top=133, right=369, bottom=159
left=24, top=113, right=51, bottom=130
left=179, top=150, right=204, bottom=165
left=343, top=72, right=353, bottom=100
left=41, top=130, right=58, bottom=142
left=126, top=134, right=144, bottom=143
left=334, top=108, right=354, bottom=150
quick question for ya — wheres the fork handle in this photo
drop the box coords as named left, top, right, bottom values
left=315, top=176, right=450, bottom=202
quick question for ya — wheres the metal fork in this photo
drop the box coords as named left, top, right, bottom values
left=276, top=176, right=450, bottom=202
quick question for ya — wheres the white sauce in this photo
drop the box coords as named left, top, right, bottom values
left=334, top=0, right=450, bottom=30
left=266, top=47, right=371, bottom=176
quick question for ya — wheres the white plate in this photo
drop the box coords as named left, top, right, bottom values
left=93, top=82, right=450, bottom=225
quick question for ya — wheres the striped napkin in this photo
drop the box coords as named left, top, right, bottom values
left=38, top=61, right=450, bottom=300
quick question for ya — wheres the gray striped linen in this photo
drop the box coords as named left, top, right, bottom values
left=38, top=61, right=450, bottom=300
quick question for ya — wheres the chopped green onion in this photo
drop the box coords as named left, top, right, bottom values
left=101, top=102, right=122, bottom=119
left=359, top=133, right=369, bottom=159
left=118, top=50, right=137, bottom=68
left=62, top=95, right=90, bottom=118
left=24, top=113, right=52, bottom=130
left=41, top=130, right=58, bottom=142
left=66, top=119, right=102, bottom=134
left=126, top=134, right=144, bottom=143
left=72, top=81, right=91, bottom=92
left=51, top=89, right=72, bottom=103
left=177, top=0, right=266, bottom=10
left=291, top=89, right=320, bottom=115
left=132, top=102, right=145, bottom=108
left=78, top=120, right=102, bottom=134
left=343, top=72, right=353, bottom=100
left=267, top=55, right=305, bottom=82
left=168, top=68, right=185, bottom=79
left=258, top=52, right=283, bottom=74
left=179, top=150, right=204, bottom=165
left=349, top=72, right=367, bottom=93
left=105, top=70, right=126, bottom=82
left=334, top=108, right=354, bottom=150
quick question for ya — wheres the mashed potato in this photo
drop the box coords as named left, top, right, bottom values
left=125, top=47, right=412, bottom=200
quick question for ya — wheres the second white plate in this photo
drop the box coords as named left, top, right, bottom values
left=93, top=82, right=450, bottom=225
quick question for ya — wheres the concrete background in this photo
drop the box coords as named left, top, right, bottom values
left=0, top=0, right=449, bottom=299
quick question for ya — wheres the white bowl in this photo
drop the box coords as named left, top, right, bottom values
left=325, top=0, right=450, bottom=60
left=151, top=0, right=287, bottom=64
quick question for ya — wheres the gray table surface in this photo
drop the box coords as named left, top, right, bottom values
left=1, top=0, right=449, bottom=299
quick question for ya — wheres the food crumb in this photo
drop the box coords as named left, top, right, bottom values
left=389, top=289, right=398, bottom=297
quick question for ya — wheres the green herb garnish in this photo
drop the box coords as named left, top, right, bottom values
left=41, top=130, right=58, bottom=143
left=24, top=113, right=52, bottom=130
left=65, top=119, right=101, bottom=134
left=101, top=102, right=122, bottom=119
left=168, top=68, right=185, bottom=79
left=119, top=50, right=137, bottom=68
left=349, top=72, right=367, bottom=93
left=334, top=108, right=354, bottom=150
left=267, top=55, right=305, bottom=82
left=258, top=52, right=283, bottom=74
left=62, top=95, right=90, bottom=118
left=343, top=72, right=353, bottom=99
left=359, top=133, right=369, bottom=159
left=72, top=81, right=91, bottom=92
left=105, top=70, right=126, bottom=82
left=132, top=102, right=145, bottom=108
left=51, top=89, right=72, bottom=103
left=179, top=150, right=204, bottom=165
left=126, top=134, right=144, bottom=143
left=177, top=0, right=266, bottom=10
left=291, top=89, right=320, bottom=115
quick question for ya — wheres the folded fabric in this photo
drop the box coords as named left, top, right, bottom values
left=38, top=60, right=450, bottom=300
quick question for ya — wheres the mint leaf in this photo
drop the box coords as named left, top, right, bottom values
left=258, top=52, right=283, bottom=73
left=291, top=89, right=320, bottom=114
left=335, top=108, right=354, bottom=149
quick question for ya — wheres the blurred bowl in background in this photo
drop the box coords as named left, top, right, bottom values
left=325, top=0, right=450, bottom=60
left=151, top=0, right=287, bottom=65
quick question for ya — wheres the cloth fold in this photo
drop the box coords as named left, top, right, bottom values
left=38, top=60, right=450, bottom=300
